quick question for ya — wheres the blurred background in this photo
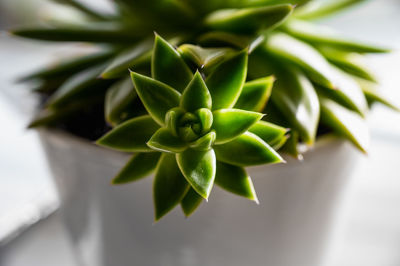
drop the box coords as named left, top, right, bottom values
left=0, top=0, right=400, bottom=265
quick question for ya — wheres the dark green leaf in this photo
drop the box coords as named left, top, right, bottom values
left=147, top=128, right=187, bottom=153
left=105, top=78, right=137, bottom=126
left=214, top=132, right=283, bottom=166
left=181, top=188, right=203, bottom=217
left=176, top=148, right=216, bottom=199
left=234, top=76, right=274, bottom=112
left=154, top=154, right=190, bottom=221
left=180, top=71, right=212, bottom=111
left=319, top=96, right=369, bottom=153
left=248, top=120, right=288, bottom=147
left=204, top=4, right=293, bottom=34
left=152, top=34, right=193, bottom=92
left=198, top=31, right=261, bottom=50
left=131, top=72, right=181, bottom=125
left=112, top=153, right=161, bottom=185
left=206, top=50, right=248, bottom=110
left=96, top=115, right=159, bottom=152
left=280, top=130, right=302, bottom=159
left=165, top=107, right=185, bottom=137
left=101, top=39, right=153, bottom=79
left=215, top=161, right=258, bottom=203
left=212, top=109, right=264, bottom=144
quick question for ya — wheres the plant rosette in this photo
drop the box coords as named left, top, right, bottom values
left=97, top=35, right=287, bottom=221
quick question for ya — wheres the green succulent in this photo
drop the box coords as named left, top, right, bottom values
left=11, top=0, right=398, bottom=219
left=97, top=36, right=285, bottom=220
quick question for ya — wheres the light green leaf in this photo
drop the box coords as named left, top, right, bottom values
left=154, top=154, right=190, bottom=221
left=96, top=115, right=159, bottom=152
left=181, top=188, right=203, bottom=217
left=248, top=120, right=288, bottom=147
left=319, top=96, right=369, bottom=153
left=181, top=71, right=212, bottom=111
left=152, top=34, right=193, bottom=92
left=105, top=78, right=137, bottom=126
left=265, top=32, right=336, bottom=88
left=358, top=80, right=400, bottom=111
left=204, top=4, right=293, bottom=34
left=212, top=109, right=264, bottom=144
left=283, top=20, right=389, bottom=53
left=206, top=50, right=248, bottom=110
left=189, top=131, right=216, bottom=151
left=131, top=72, right=181, bottom=125
left=147, top=128, right=187, bottom=153
left=215, top=161, right=258, bottom=203
left=112, top=153, right=161, bottom=185
left=101, top=39, right=153, bottom=79
left=234, top=76, right=274, bottom=112
left=195, top=108, right=213, bottom=134
left=271, top=66, right=320, bottom=144
left=214, top=132, right=283, bottom=166
left=176, top=148, right=216, bottom=199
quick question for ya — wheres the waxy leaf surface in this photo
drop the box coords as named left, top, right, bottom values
left=181, top=188, right=204, bottom=217
left=147, top=128, right=187, bottom=153
left=248, top=120, right=288, bottom=147
left=234, top=76, right=274, bottom=112
left=181, top=71, right=212, bottom=111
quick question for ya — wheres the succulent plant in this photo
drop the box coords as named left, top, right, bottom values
left=12, top=0, right=398, bottom=219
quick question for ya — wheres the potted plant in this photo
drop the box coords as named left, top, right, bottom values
left=10, top=0, right=398, bottom=265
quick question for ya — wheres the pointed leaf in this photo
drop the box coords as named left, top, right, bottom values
left=359, top=80, right=400, bottom=111
left=154, top=154, right=190, bottom=221
left=195, top=108, right=213, bottom=134
left=152, top=35, right=193, bottom=92
left=234, top=76, right=274, bottom=112
left=112, top=153, right=161, bottom=185
left=189, top=131, right=216, bottom=151
left=176, top=148, right=216, bottom=199
left=283, top=20, right=389, bottom=53
left=280, top=130, right=302, bottom=159
left=204, top=4, right=293, bottom=34
left=215, top=161, right=258, bottom=203
left=248, top=120, right=288, bottom=147
left=105, top=78, right=137, bottom=126
left=131, top=72, right=181, bottom=125
left=147, top=128, right=187, bottom=153
left=97, top=115, right=159, bottom=152
left=265, top=32, right=336, bottom=88
left=101, top=39, right=153, bottom=79
left=212, top=109, right=264, bottom=144
left=206, top=50, right=248, bottom=110
left=181, top=188, right=203, bottom=217
left=214, top=132, right=283, bottom=166
left=271, top=66, right=320, bottom=144
left=319, top=96, right=369, bottom=153
left=180, top=71, right=212, bottom=111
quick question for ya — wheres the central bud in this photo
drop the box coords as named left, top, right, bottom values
left=165, top=107, right=213, bottom=144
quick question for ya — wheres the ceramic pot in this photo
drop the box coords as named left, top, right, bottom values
left=39, top=128, right=360, bottom=266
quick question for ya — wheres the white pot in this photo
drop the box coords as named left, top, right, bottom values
left=38, top=128, right=361, bottom=266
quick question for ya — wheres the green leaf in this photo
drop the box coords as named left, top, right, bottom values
left=189, top=131, right=216, bottom=151
left=198, top=31, right=262, bottom=50
left=112, top=153, right=161, bottom=185
left=248, top=120, right=288, bottom=147
left=318, top=47, right=376, bottom=82
left=131, top=72, right=181, bottom=125
left=280, top=130, right=302, bottom=159
left=204, top=4, right=293, bottom=34
left=215, top=161, right=258, bottom=203
left=105, top=78, right=137, bottom=126
left=101, top=39, right=153, bottom=79
left=283, top=20, right=389, bottom=53
left=178, top=44, right=235, bottom=72
left=234, top=76, right=274, bottom=112
left=271, top=66, right=320, bottom=144
left=51, top=0, right=110, bottom=20
left=359, top=80, right=400, bottom=111
left=152, top=34, right=193, bottom=92
left=154, top=154, right=190, bottom=221
left=195, top=108, right=213, bottom=134
left=96, top=115, right=159, bottom=152
left=46, top=63, right=110, bottom=108
left=165, top=107, right=185, bottom=137
left=294, top=0, right=368, bottom=20
left=265, top=32, right=336, bottom=88
left=180, top=71, right=212, bottom=111
left=147, top=128, right=187, bottom=153
left=212, top=109, right=264, bottom=144
left=176, top=148, right=216, bottom=199
left=181, top=188, right=203, bottom=217
left=319, top=96, right=369, bottom=153
left=214, top=132, right=283, bottom=166
left=206, top=50, right=248, bottom=110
